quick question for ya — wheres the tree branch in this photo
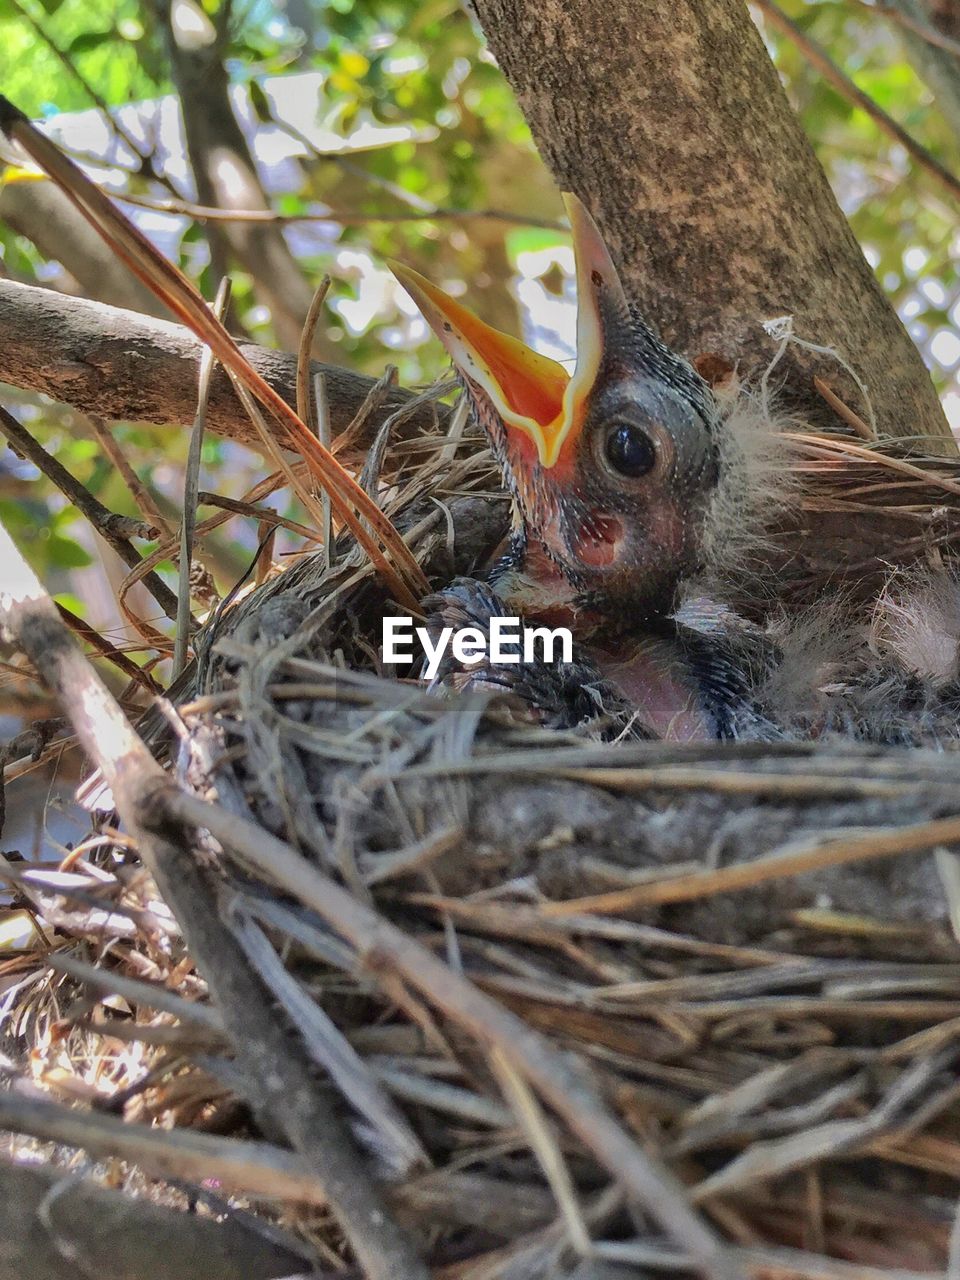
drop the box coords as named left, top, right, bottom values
left=0, top=279, right=442, bottom=447
left=756, top=0, right=960, bottom=200
left=113, top=186, right=566, bottom=231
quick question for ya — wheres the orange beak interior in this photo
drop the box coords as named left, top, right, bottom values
left=390, top=193, right=616, bottom=469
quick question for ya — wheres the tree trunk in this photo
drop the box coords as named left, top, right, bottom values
left=0, top=279, right=442, bottom=448
left=470, top=0, right=954, bottom=453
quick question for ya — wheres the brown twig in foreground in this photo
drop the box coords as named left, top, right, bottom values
left=111, top=186, right=567, bottom=231
left=296, top=275, right=332, bottom=436
left=85, top=416, right=174, bottom=538
left=0, top=518, right=430, bottom=1280
left=160, top=789, right=734, bottom=1277
left=541, top=812, right=960, bottom=917
left=55, top=601, right=161, bottom=694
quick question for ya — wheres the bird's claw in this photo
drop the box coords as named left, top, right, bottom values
left=421, top=578, right=639, bottom=733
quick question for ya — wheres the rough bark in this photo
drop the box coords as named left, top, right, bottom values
left=150, top=0, right=321, bottom=352
left=0, top=280, right=441, bottom=446
left=470, top=0, right=954, bottom=453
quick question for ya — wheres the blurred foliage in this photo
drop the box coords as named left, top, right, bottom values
left=0, top=0, right=956, bottom=634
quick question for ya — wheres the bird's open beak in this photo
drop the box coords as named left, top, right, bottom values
left=390, top=193, right=629, bottom=469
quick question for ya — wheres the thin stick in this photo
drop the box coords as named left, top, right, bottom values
left=785, top=431, right=960, bottom=499
left=48, top=952, right=224, bottom=1030
left=196, top=492, right=321, bottom=544
left=814, top=377, right=876, bottom=441
left=0, top=1091, right=332, bottom=1207
left=315, top=372, right=334, bottom=569
left=296, top=276, right=331, bottom=435
left=488, top=1046, right=593, bottom=1256
left=540, top=812, right=960, bottom=918
left=85, top=416, right=173, bottom=538
left=112, top=187, right=566, bottom=230
left=175, top=278, right=230, bottom=677
left=755, top=0, right=960, bottom=203
left=54, top=601, right=160, bottom=694
left=226, top=369, right=330, bottom=533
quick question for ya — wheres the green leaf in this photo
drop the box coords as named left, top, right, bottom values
left=44, top=532, right=93, bottom=570
left=65, top=30, right=114, bottom=56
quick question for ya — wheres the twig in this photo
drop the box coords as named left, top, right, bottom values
left=0, top=403, right=182, bottom=625
left=224, top=367, right=328, bottom=534
left=252, top=520, right=276, bottom=586
left=296, top=275, right=332, bottom=436
left=47, top=951, right=224, bottom=1031
left=789, top=430, right=960, bottom=497
left=315, top=372, right=334, bottom=570
left=541, top=812, right=960, bottom=917
left=159, top=789, right=735, bottom=1278
left=854, top=0, right=960, bottom=59
left=814, top=377, right=876, bottom=441
left=488, top=1046, right=593, bottom=1256
left=85, top=417, right=174, bottom=537
left=55, top=601, right=161, bottom=694
left=112, top=187, right=567, bottom=231
left=196, top=492, right=320, bottom=543
left=0, top=518, right=430, bottom=1280
left=176, top=278, right=230, bottom=677
left=227, top=906, right=427, bottom=1176
left=597, top=1238, right=943, bottom=1279
left=755, top=0, right=960, bottom=203
left=692, top=1044, right=958, bottom=1201
left=0, top=1091, right=332, bottom=1206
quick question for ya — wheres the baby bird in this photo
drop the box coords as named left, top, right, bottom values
left=391, top=195, right=960, bottom=748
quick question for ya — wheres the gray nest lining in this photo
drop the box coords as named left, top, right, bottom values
left=6, top=397, right=960, bottom=1280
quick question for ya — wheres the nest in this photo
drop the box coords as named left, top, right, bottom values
left=6, top=389, right=960, bottom=1280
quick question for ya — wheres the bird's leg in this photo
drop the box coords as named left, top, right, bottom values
left=421, top=577, right=643, bottom=735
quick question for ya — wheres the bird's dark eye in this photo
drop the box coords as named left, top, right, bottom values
left=604, top=422, right=656, bottom=478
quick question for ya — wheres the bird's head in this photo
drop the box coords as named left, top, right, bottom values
left=391, top=194, right=720, bottom=620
